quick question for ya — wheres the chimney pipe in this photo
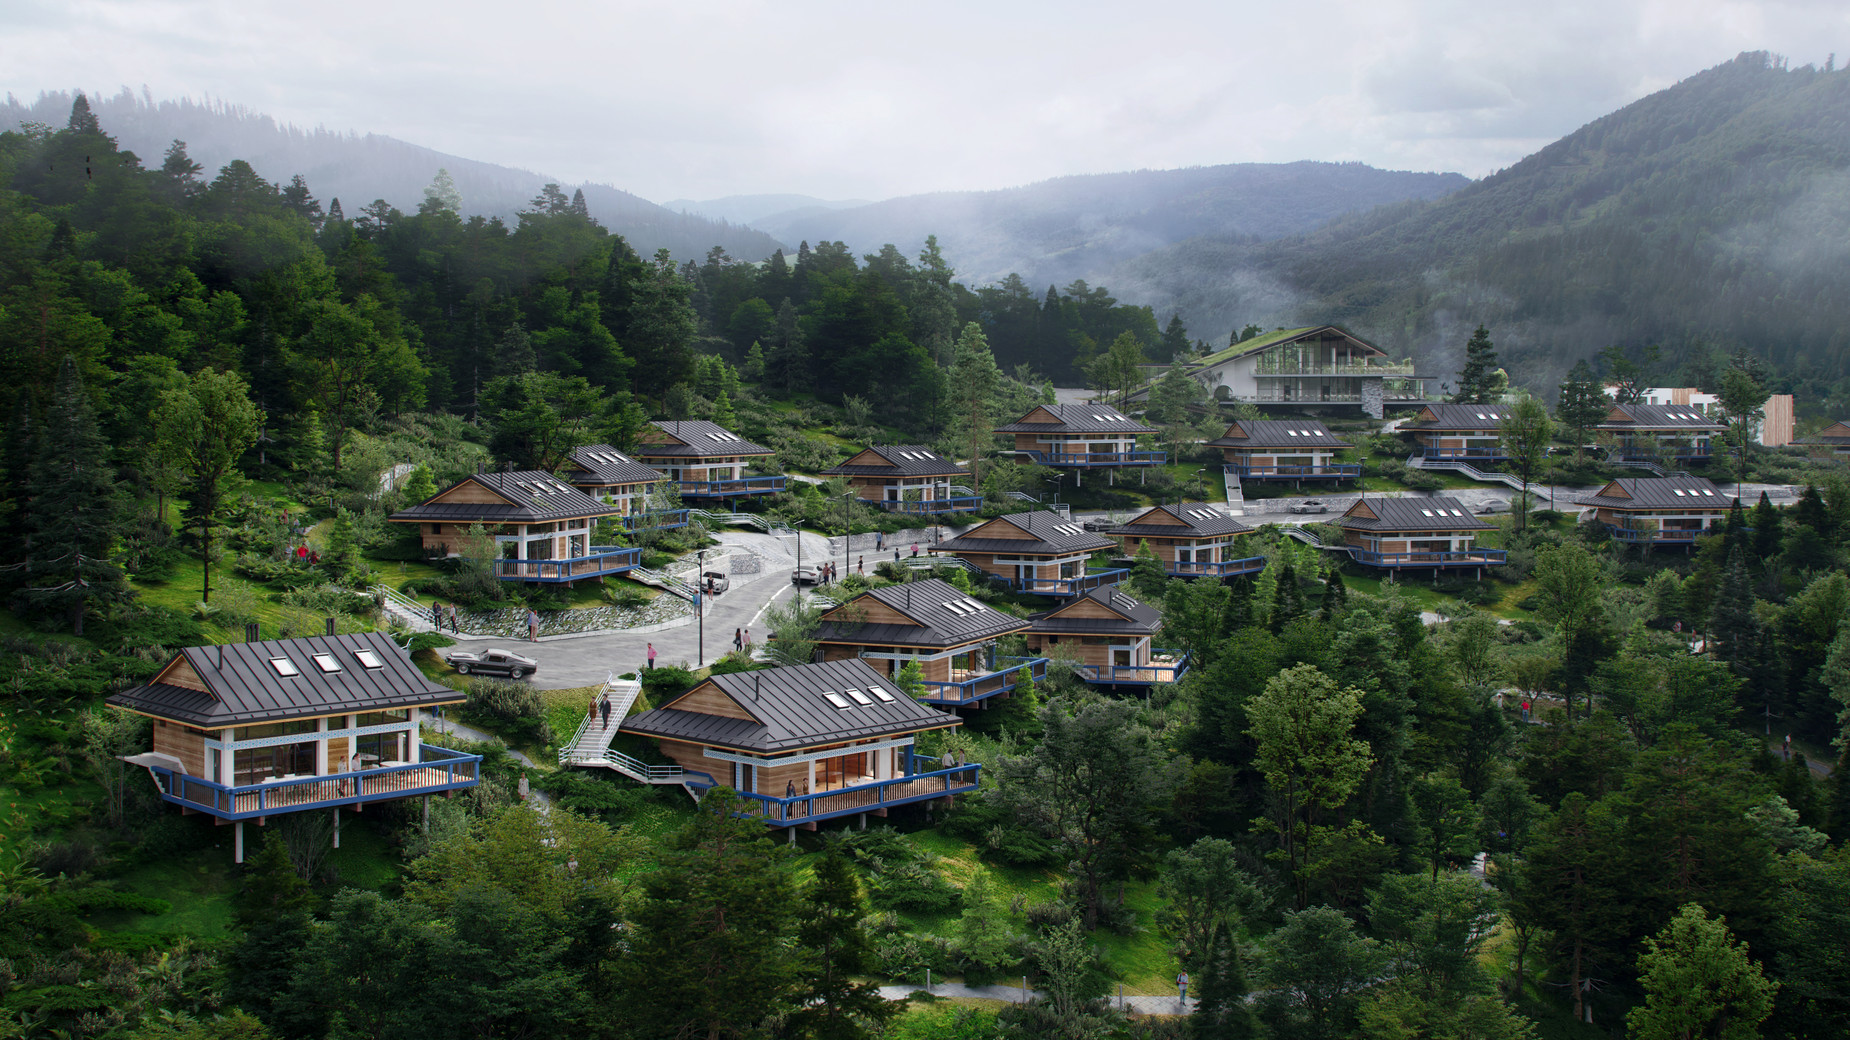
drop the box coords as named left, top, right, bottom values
left=244, top=621, right=260, bottom=643
left=753, top=674, right=760, bottom=700
left=325, top=617, right=337, bottom=637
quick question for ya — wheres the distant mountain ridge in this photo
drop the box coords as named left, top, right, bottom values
left=661, top=193, right=871, bottom=227
left=0, top=89, right=785, bottom=263
left=757, top=162, right=1471, bottom=293
left=1117, top=52, right=1850, bottom=397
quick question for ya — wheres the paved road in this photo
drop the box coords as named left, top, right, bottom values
left=878, top=982, right=1192, bottom=1016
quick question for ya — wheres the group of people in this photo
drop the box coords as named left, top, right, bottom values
left=732, top=628, right=754, bottom=654
left=587, top=690, right=615, bottom=727
left=292, top=544, right=321, bottom=566
left=427, top=601, right=461, bottom=634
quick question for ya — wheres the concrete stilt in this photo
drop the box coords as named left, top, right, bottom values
left=787, top=827, right=796, bottom=845
left=332, top=807, right=341, bottom=849
left=234, top=820, right=244, bottom=864
left=422, top=794, right=430, bottom=834
left=858, top=812, right=867, bottom=830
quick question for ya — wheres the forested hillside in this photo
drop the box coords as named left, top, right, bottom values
left=1122, top=52, right=1850, bottom=410
left=0, top=89, right=784, bottom=262
left=759, top=162, right=1469, bottom=294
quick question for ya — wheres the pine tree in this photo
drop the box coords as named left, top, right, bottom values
left=496, top=321, right=536, bottom=376
left=1192, top=926, right=1256, bottom=1039
left=280, top=174, right=322, bottom=225
left=569, top=188, right=591, bottom=220
left=711, top=389, right=737, bottom=430
left=1163, top=313, right=1192, bottom=359
left=226, top=832, right=317, bottom=1023
left=947, top=323, right=1002, bottom=489
left=786, top=844, right=896, bottom=1040
left=1450, top=326, right=1500, bottom=404
left=326, top=197, right=345, bottom=222
left=1270, top=562, right=1302, bottom=632
left=159, top=139, right=203, bottom=198
left=1321, top=569, right=1349, bottom=620
left=21, top=358, right=133, bottom=635
left=66, top=93, right=102, bottom=134
left=1555, top=358, right=1608, bottom=461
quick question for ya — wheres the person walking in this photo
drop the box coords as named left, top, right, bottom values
left=910, top=542, right=919, bottom=558
left=1176, top=971, right=1188, bottom=1005
left=857, top=556, right=864, bottom=575
left=447, top=602, right=459, bottom=633
left=431, top=601, right=442, bottom=629
left=894, top=548, right=900, bottom=563
left=733, top=627, right=744, bottom=653
left=526, top=607, right=540, bottom=642
left=743, top=628, right=752, bottom=649
left=600, top=695, right=612, bottom=728
left=875, top=530, right=884, bottom=551
left=646, top=642, right=657, bottom=670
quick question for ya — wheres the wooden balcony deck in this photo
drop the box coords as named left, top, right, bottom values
left=145, top=746, right=482, bottom=821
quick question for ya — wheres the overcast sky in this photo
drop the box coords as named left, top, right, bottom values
left=6, top=0, right=1847, bottom=204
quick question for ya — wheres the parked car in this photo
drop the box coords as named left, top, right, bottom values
left=791, top=565, right=822, bottom=586
left=446, top=648, right=540, bottom=679
left=1080, top=517, right=1116, bottom=532
left=1287, top=499, right=1330, bottom=515
left=1476, top=500, right=1507, bottom=514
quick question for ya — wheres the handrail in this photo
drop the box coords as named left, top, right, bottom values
left=685, top=508, right=794, bottom=535
left=992, top=568, right=1130, bottom=596
left=1347, top=548, right=1509, bottom=566
left=732, top=763, right=980, bottom=823
left=370, top=584, right=434, bottom=631
left=1223, top=463, right=1362, bottom=479
left=1023, top=450, right=1167, bottom=467
left=1074, top=649, right=1191, bottom=684
left=677, top=476, right=787, bottom=497
left=877, top=496, right=983, bottom=515
left=145, top=744, right=483, bottom=820
left=493, top=546, right=642, bottom=582
left=918, top=657, right=1048, bottom=704
left=1166, top=556, right=1266, bottom=577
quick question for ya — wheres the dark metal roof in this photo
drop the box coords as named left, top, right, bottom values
left=566, top=444, right=666, bottom=487
left=1206, top=419, right=1350, bottom=450
left=1403, top=403, right=1518, bottom=431
left=105, top=631, right=463, bottom=728
left=1336, top=496, right=1492, bottom=532
left=1029, top=586, right=1162, bottom=636
left=1598, top=404, right=1726, bottom=431
left=634, top=420, right=773, bottom=458
left=1109, top=503, right=1255, bottom=538
left=1575, top=476, right=1733, bottom=510
left=624, top=658, right=959, bottom=753
left=995, top=403, right=1157, bottom=435
left=938, top=511, right=1118, bottom=556
left=390, top=471, right=619, bottom=524
left=822, top=445, right=970, bottom=479
left=813, top=578, right=1027, bottom=648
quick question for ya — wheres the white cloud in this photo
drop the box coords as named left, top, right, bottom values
left=3, top=0, right=1847, bottom=201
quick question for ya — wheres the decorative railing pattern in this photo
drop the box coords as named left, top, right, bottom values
left=143, top=744, right=483, bottom=821
left=677, top=475, right=787, bottom=496
left=1347, top=548, right=1508, bottom=567
left=876, top=495, right=984, bottom=514
left=1414, top=447, right=1509, bottom=460
left=734, top=763, right=980, bottom=824
left=1022, top=450, right=1167, bottom=467
left=620, top=509, right=691, bottom=531
left=1254, top=361, right=1418, bottom=377
left=1166, top=556, right=1266, bottom=578
left=990, top=568, right=1130, bottom=596
left=1223, top=463, right=1362, bottom=479
left=1074, top=650, right=1190, bottom=685
left=1606, top=524, right=1723, bottom=544
left=494, top=546, right=641, bottom=582
left=918, top=656, right=1048, bottom=705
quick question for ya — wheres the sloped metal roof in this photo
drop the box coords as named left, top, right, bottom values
left=938, top=511, right=1118, bottom=556
left=566, top=444, right=667, bottom=486
left=813, top=578, right=1026, bottom=648
left=1336, top=496, right=1492, bottom=532
left=1109, top=503, right=1255, bottom=538
left=390, top=471, right=618, bottom=524
left=634, top=420, right=774, bottom=458
left=995, top=404, right=1157, bottom=435
left=1028, top=586, right=1163, bottom=636
left=1206, top=419, right=1351, bottom=449
left=1575, top=475, right=1733, bottom=510
left=822, top=445, right=970, bottom=479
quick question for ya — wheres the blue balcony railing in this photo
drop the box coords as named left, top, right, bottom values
left=990, top=568, right=1130, bottom=596
left=620, top=509, right=690, bottom=531
left=495, top=546, right=641, bottom=582
left=876, top=495, right=985, bottom=515
left=1347, top=548, right=1508, bottom=568
left=1413, top=446, right=1508, bottom=461
left=677, top=475, right=787, bottom=497
left=1223, top=463, right=1362, bottom=480
left=1074, top=649, right=1191, bottom=686
left=1616, top=443, right=1712, bottom=462
left=142, top=744, right=483, bottom=821
left=1606, top=524, right=1723, bottom=544
left=733, top=762, right=981, bottom=826
left=1023, top=450, right=1167, bottom=467
left=1167, top=556, right=1266, bottom=578
left=918, top=656, right=1048, bottom=706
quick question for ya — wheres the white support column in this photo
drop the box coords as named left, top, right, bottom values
left=807, top=759, right=816, bottom=795
left=315, top=717, right=329, bottom=776
left=219, top=729, right=235, bottom=787
left=407, top=708, right=421, bottom=763
left=234, top=820, right=245, bottom=863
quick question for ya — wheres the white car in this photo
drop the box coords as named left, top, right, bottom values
left=791, top=565, right=823, bottom=586
left=445, top=648, right=539, bottom=679
left=1287, top=499, right=1330, bottom=515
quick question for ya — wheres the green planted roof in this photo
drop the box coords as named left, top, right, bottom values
left=1191, top=326, right=1321, bottom=367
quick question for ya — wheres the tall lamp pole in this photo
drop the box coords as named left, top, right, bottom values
left=696, top=548, right=706, bottom=667
left=841, top=493, right=855, bottom=580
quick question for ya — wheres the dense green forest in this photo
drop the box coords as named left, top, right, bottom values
left=10, top=91, right=1850, bottom=1040
left=1127, top=52, right=1850, bottom=414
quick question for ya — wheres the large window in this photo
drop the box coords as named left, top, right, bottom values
left=234, top=719, right=318, bottom=742
left=234, top=741, right=315, bottom=785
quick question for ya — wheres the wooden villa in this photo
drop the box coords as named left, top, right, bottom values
left=1401, top=404, right=1514, bottom=462
left=1026, top=586, right=1187, bottom=686
left=564, top=444, right=685, bottom=532
left=996, top=404, right=1164, bottom=483
left=1207, top=418, right=1358, bottom=482
left=1106, top=503, right=1263, bottom=578
left=1598, top=404, right=1725, bottom=464
left=935, top=511, right=1125, bottom=596
left=811, top=577, right=1045, bottom=708
left=388, top=470, right=636, bottom=583
left=633, top=419, right=786, bottom=501
left=821, top=445, right=980, bottom=515
left=1333, top=496, right=1506, bottom=576
left=1796, top=421, right=1850, bottom=461
left=622, top=658, right=978, bottom=836
left=1574, top=475, right=1735, bottom=547
left=106, top=631, right=480, bottom=862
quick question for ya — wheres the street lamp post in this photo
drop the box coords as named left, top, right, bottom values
left=841, top=493, right=855, bottom=582
left=696, top=548, right=706, bottom=667
left=1193, top=467, right=1206, bottom=502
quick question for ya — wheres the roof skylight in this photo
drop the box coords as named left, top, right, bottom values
left=868, top=686, right=895, bottom=702
left=354, top=648, right=385, bottom=669
left=845, top=689, right=874, bottom=706
left=823, top=692, right=852, bottom=709
left=269, top=657, right=301, bottom=677
left=311, top=653, right=341, bottom=673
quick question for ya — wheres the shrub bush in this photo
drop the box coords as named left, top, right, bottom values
left=462, top=678, right=552, bottom=745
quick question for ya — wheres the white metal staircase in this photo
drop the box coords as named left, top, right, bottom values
left=1223, top=468, right=1246, bottom=515
left=685, top=508, right=793, bottom=535
left=557, top=675, right=708, bottom=798
left=1407, top=454, right=1548, bottom=496
left=371, top=585, right=435, bottom=632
